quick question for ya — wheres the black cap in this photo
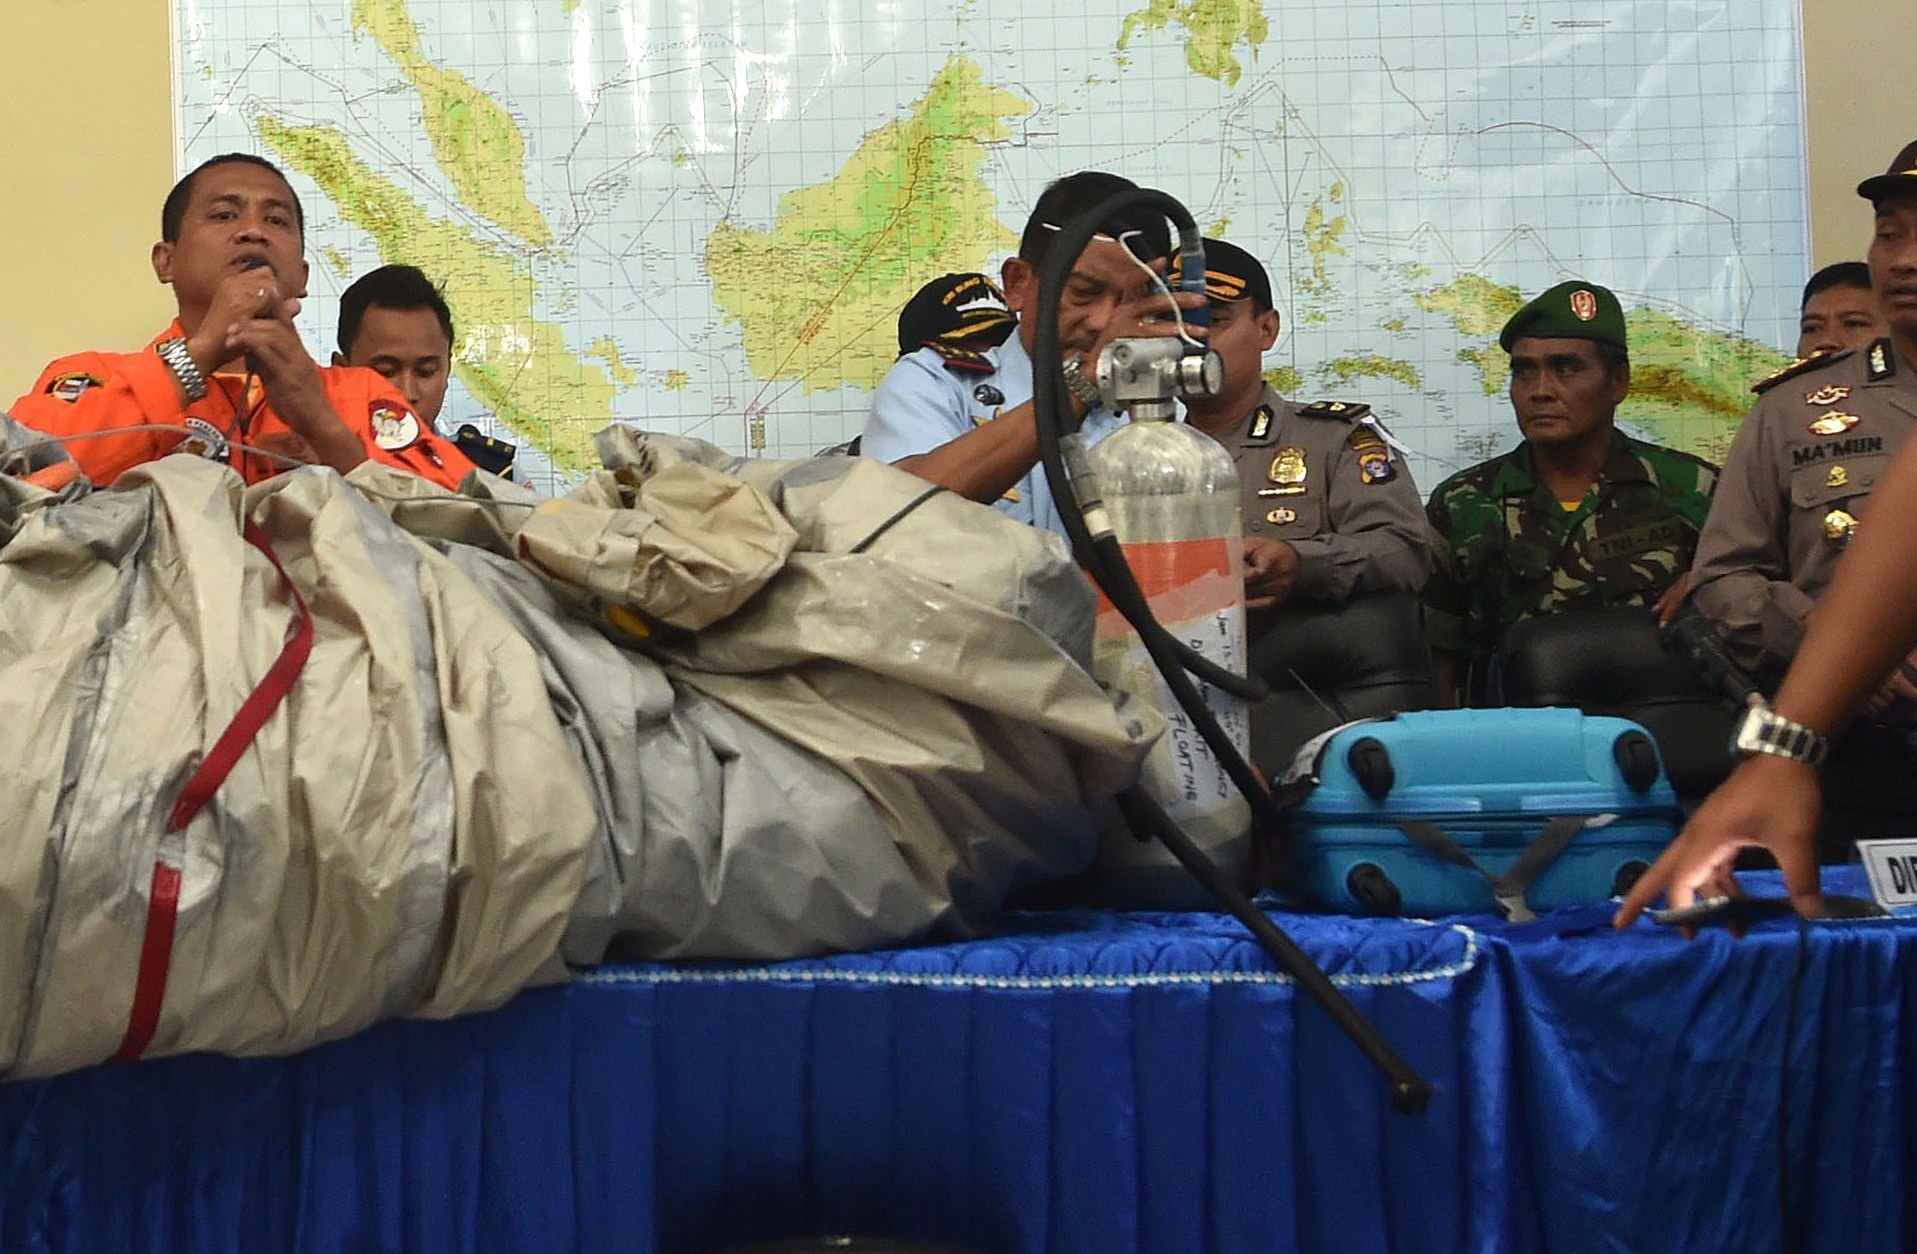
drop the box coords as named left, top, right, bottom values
left=896, top=273, right=1015, bottom=357
left=1499, top=280, right=1627, bottom=352
left=1171, top=238, right=1273, bottom=310
left=1858, top=139, right=1917, bottom=205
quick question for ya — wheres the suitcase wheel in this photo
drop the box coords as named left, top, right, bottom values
left=1611, top=861, right=1650, bottom=899
left=1346, top=862, right=1403, bottom=916
left=1611, top=730, right=1661, bottom=793
left=1346, top=737, right=1395, bottom=801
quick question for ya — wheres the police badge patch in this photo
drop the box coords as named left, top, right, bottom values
left=47, top=372, right=103, bottom=403
left=370, top=403, right=422, bottom=451
left=1348, top=425, right=1396, bottom=483
left=973, top=383, right=1005, bottom=407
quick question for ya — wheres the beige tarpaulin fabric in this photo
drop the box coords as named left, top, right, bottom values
left=0, top=458, right=595, bottom=1080
left=0, top=423, right=1158, bottom=1079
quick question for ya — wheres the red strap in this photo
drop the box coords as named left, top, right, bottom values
left=163, top=522, right=315, bottom=831
left=112, top=519, right=313, bottom=1064
left=110, top=862, right=182, bottom=1064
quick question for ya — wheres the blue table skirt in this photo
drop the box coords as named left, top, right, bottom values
left=1, top=870, right=1912, bottom=1254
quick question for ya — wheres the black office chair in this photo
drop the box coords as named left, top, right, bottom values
left=1246, top=590, right=1437, bottom=780
left=1485, top=606, right=1739, bottom=804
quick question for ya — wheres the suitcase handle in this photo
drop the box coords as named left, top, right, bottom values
left=1394, top=815, right=1610, bottom=922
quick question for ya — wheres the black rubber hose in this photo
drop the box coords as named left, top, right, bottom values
left=1030, top=191, right=1279, bottom=841
left=1027, top=192, right=1267, bottom=704
left=1032, top=186, right=1432, bottom=1113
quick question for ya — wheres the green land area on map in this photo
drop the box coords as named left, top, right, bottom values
left=1264, top=365, right=1306, bottom=396
left=1118, top=0, right=1268, bottom=86
left=705, top=55, right=1028, bottom=395
left=351, top=0, right=551, bottom=248
left=1418, top=275, right=1789, bottom=462
left=1318, top=355, right=1423, bottom=391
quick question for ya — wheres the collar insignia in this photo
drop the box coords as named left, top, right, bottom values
left=1869, top=339, right=1894, bottom=381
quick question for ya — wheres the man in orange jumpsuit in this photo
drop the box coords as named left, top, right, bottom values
left=9, top=153, right=474, bottom=490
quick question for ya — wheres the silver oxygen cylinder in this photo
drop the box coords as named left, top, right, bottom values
left=1084, top=400, right=1252, bottom=908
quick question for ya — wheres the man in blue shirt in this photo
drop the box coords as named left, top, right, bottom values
left=862, top=171, right=1205, bottom=539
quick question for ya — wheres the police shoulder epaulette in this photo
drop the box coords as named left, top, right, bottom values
left=1299, top=399, right=1371, bottom=421
left=453, top=424, right=518, bottom=476
left=923, top=340, right=997, bottom=375
left=1752, top=347, right=1850, bottom=395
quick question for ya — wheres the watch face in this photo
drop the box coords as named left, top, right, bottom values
left=1732, top=706, right=1769, bottom=755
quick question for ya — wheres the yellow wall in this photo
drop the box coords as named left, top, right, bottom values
left=0, top=0, right=1894, bottom=400
left=1, top=1, right=175, bottom=398
left=1802, top=0, right=1901, bottom=267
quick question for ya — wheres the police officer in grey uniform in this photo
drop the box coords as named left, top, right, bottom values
left=1690, top=336, right=1916, bottom=678
left=1180, top=238, right=1429, bottom=610
left=1691, top=142, right=1917, bottom=687
left=1688, top=138, right=1917, bottom=857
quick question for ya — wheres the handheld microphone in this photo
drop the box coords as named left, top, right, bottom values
left=239, top=257, right=274, bottom=380
left=1663, top=606, right=1762, bottom=706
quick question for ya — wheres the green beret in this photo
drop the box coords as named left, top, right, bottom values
left=1498, top=280, right=1626, bottom=352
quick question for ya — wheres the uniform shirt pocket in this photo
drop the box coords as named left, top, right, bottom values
left=1789, top=451, right=1890, bottom=513
left=1247, top=488, right=1328, bottom=541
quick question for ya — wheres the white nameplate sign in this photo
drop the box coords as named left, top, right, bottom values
left=1857, top=839, right=1917, bottom=909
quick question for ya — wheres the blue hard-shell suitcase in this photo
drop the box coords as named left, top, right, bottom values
left=1281, top=707, right=1681, bottom=919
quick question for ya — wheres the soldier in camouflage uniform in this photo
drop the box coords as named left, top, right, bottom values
left=1424, top=280, right=1719, bottom=701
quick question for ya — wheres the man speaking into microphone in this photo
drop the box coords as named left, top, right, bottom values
left=7, top=153, right=474, bottom=489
